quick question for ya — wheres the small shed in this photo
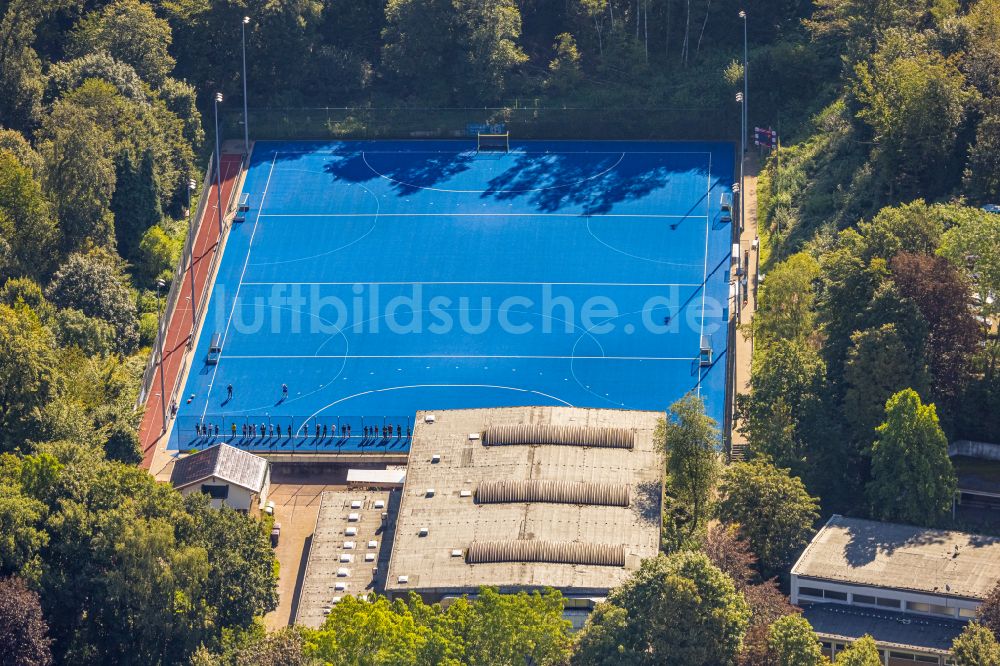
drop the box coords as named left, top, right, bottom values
left=170, top=443, right=270, bottom=511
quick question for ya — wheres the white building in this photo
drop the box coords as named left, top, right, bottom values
left=791, top=515, right=1000, bottom=665
left=170, top=443, right=270, bottom=511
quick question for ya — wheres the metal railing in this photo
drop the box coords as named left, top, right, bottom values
left=175, top=414, right=414, bottom=454
left=137, top=152, right=246, bottom=415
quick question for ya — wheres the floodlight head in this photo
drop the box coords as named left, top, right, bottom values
left=736, top=92, right=744, bottom=102
left=215, top=92, right=223, bottom=103
left=188, top=179, right=196, bottom=189
left=739, top=10, right=746, bottom=18
left=243, top=16, right=250, bottom=24
left=156, top=279, right=166, bottom=289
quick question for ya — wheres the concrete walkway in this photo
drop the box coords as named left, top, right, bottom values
left=730, top=153, right=761, bottom=458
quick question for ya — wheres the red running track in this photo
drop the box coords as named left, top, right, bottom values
left=140, top=154, right=243, bottom=468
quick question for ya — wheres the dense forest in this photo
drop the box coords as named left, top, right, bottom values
left=0, top=0, right=998, bottom=664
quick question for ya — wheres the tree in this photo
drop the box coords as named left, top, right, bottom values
left=659, top=393, right=719, bottom=542
left=890, top=252, right=979, bottom=409
left=574, top=552, right=750, bottom=665
left=112, top=149, right=162, bottom=262
left=382, top=0, right=526, bottom=102
left=69, top=0, right=176, bottom=86
left=768, top=614, right=826, bottom=666
left=951, top=623, right=1000, bottom=666
left=978, top=580, right=1000, bottom=638
left=0, top=479, right=48, bottom=578
left=753, top=253, right=821, bottom=347
left=938, top=206, right=1000, bottom=319
left=701, top=524, right=797, bottom=665
left=852, top=32, right=972, bottom=199
left=716, top=460, right=820, bottom=578
left=462, top=587, right=572, bottom=666
left=38, top=100, right=116, bottom=252
left=834, top=636, right=882, bottom=666
left=843, top=321, right=929, bottom=451
left=0, top=576, right=52, bottom=666
left=736, top=341, right=827, bottom=479
left=0, top=150, right=59, bottom=281
left=964, top=100, right=1000, bottom=201
left=0, top=304, right=58, bottom=454
left=547, top=33, right=583, bottom=92
left=867, top=388, right=956, bottom=526
left=45, top=249, right=140, bottom=355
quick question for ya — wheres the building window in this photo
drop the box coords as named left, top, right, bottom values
left=853, top=594, right=877, bottom=605
left=907, top=601, right=952, bottom=617
left=824, top=590, right=848, bottom=602
left=799, top=586, right=824, bottom=599
left=914, top=656, right=941, bottom=663
left=201, top=484, right=229, bottom=500
left=877, top=597, right=902, bottom=609
left=959, top=607, right=978, bottom=619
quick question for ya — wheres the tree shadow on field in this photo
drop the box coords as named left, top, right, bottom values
left=323, top=146, right=475, bottom=195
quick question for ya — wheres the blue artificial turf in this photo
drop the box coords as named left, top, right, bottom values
left=172, top=140, right=735, bottom=453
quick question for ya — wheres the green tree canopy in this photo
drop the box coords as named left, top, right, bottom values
left=0, top=304, right=58, bottom=453
left=659, top=393, right=719, bottom=544
left=69, top=0, right=175, bottom=86
left=951, top=622, right=1000, bottom=666
left=768, top=614, right=826, bottom=666
left=716, top=459, right=820, bottom=578
left=834, top=636, right=883, bottom=665
left=867, top=388, right=956, bottom=526
left=0, top=150, right=58, bottom=281
left=573, top=551, right=750, bottom=665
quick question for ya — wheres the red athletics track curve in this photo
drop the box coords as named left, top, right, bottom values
left=140, top=154, right=242, bottom=468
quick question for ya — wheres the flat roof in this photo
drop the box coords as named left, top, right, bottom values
left=802, top=603, right=965, bottom=655
left=385, top=407, right=663, bottom=597
left=294, top=490, right=400, bottom=628
left=792, top=515, right=1000, bottom=600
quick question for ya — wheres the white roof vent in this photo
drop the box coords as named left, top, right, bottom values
left=365, top=553, right=376, bottom=562
left=350, top=500, right=362, bottom=509
left=332, top=596, right=343, bottom=603
left=468, top=432, right=480, bottom=440
left=460, top=490, right=472, bottom=498
left=335, top=582, right=347, bottom=591
left=424, top=414, right=435, bottom=423
left=374, top=499, right=385, bottom=509
left=426, top=488, right=435, bottom=497
left=431, top=454, right=441, bottom=463
left=451, top=549, right=463, bottom=557
left=348, top=512, right=360, bottom=522
left=322, top=607, right=332, bottom=615
left=345, top=527, right=358, bottom=536
left=419, top=527, right=429, bottom=536
left=340, top=554, right=353, bottom=563
left=343, top=541, right=356, bottom=549
left=336, top=568, right=349, bottom=577
left=398, top=575, right=409, bottom=583
left=368, top=540, right=378, bottom=548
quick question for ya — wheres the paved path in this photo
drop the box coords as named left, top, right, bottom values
left=730, top=153, right=761, bottom=456
left=140, top=154, right=243, bottom=468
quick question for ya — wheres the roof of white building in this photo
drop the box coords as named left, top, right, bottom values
left=792, top=515, right=1000, bottom=600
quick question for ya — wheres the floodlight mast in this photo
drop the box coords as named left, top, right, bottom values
left=241, top=17, right=250, bottom=156
left=214, top=93, right=224, bottom=238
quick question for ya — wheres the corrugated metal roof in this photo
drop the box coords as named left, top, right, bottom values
left=466, top=541, right=626, bottom=566
left=792, top=515, right=1000, bottom=600
left=482, top=424, right=634, bottom=449
left=476, top=480, right=629, bottom=507
left=170, top=443, right=268, bottom=493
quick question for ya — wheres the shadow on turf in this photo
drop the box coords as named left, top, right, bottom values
left=316, top=145, right=716, bottom=217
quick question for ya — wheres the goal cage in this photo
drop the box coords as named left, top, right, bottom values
left=477, top=132, right=510, bottom=153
